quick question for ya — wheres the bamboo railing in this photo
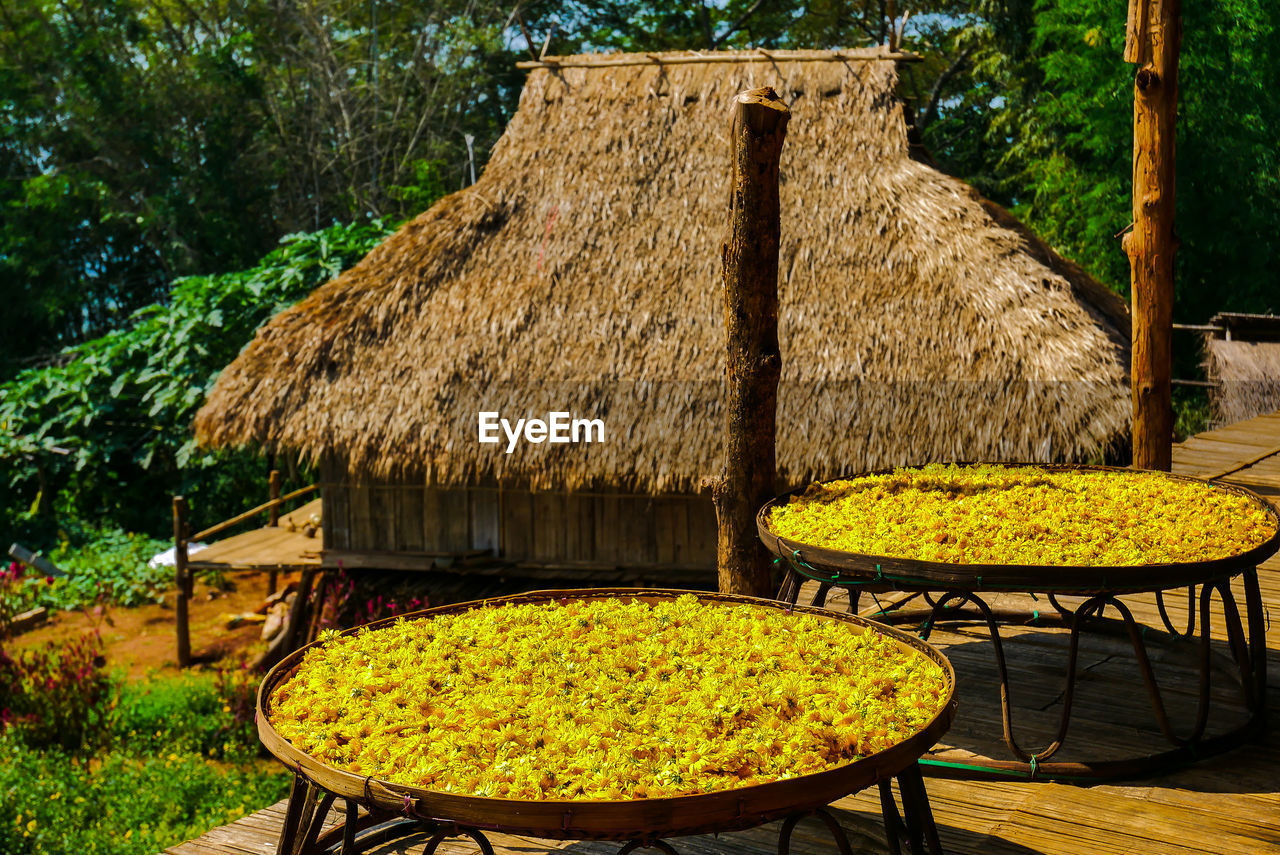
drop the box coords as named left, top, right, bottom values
left=172, top=472, right=317, bottom=668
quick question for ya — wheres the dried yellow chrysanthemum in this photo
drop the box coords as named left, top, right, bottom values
left=768, top=464, right=1277, bottom=566
left=268, top=595, right=947, bottom=800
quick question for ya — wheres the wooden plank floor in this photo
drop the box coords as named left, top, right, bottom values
left=165, top=417, right=1280, bottom=855
left=189, top=499, right=323, bottom=570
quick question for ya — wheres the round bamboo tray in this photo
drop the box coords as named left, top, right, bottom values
left=257, top=588, right=957, bottom=840
left=757, top=464, right=1280, bottom=595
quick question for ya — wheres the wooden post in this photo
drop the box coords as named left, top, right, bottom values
left=1123, top=0, right=1181, bottom=471
left=267, top=469, right=283, bottom=596
left=268, top=469, right=282, bottom=526
left=173, top=496, right=191, bottom=668
left=714, top=87, right=789, bottom=598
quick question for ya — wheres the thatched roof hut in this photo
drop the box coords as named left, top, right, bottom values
left=195, top=49, right=1131, bottom=578
left=1204, top=313, right=1280, bottom=426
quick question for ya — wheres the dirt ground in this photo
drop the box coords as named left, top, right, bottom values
left=5, top=568, right=576, bottom=680
left=7, top=568, right=303, bottom=680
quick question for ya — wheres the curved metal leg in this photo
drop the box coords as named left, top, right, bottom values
left=920, top=591, right=1080, bottom=763
left=1104, top=580, right=1260, bottom=747
left=776, top=567, right=802, bottom=606
left=316, top=814, right=425, bottom=854
left=1156, top=585, right=1197, bottom=639
left=777, top=807, right=854, bottom=855
left=1046, top=593, right=1075, bottom=621
left=619, top=840, right=679, bottom=855
left=1215, top=579, right=1259, bottom=711
left=423, top=824, right=496, bottom=855
left=877, top=764, right=943, bottom=854
left=1242, top=567, right=1267, bottom=711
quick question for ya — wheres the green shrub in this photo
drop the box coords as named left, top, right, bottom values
left=46, top=527, right=171, bottom=610
left=0, top=220, right=391, bottom=539
left=0, top=633, right=111, bottom=752
left=0, top=734, right=289, bottom=855
left=1, top=526, right=170, bottom=620
left=0, top=665, right=289, bottom=855
left=112, top=671, right=259, bottom=761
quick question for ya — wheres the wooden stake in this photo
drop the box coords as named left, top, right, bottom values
left=173, top=495, right=191, bottom=668
left=715, top=87, right=789, bottom=598
left=268, top=469, right=282, bottom=526
left=1123, top=0, right=1181, bottom=471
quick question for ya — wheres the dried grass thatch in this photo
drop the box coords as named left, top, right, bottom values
left=195, top=49, right=1131, bottom=492
left=1204, top=314, right=1280, bottom=425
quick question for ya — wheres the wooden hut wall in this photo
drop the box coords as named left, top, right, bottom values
left=320, top=469, right=716, bottom=572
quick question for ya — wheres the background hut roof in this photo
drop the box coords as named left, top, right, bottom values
left=195, top=48, right=1131, bottom=492
left=1204, top=313, right=1280, bottom=426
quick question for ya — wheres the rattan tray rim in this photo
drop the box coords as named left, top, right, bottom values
left=757, top=463, right=1280, bottom=595
left=256, top=588, right=957, bottom=839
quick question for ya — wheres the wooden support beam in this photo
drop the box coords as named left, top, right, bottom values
left=514, top=49, right=922, bottom=70
left=269, top=469, right=283, bottom=527
left=173, top=495, right=191, bottom=668
left=267, top=469, right=284, bottom=596
left=715, top=87, right=789, bottom=599
left=1123, top=0, right=1182, bottom=471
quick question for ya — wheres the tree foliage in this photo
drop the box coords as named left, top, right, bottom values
left=918, top=0, right=1280, bottom=325
left=0, top=0, right=1277, bottom=547
left=0, top=219, right=391, bottom=539
left=0, top=0, right=515, bottom=372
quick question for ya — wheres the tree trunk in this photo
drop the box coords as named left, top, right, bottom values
left=1123, top=0, right=1181, bottom=471
left=715, top=87, right=789, bottom=598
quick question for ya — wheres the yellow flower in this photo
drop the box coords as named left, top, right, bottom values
left=769, top=464, right=1276, bottom=566
left=270, top=596, right=947, bottom=801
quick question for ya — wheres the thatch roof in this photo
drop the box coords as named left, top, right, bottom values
left=195, top=48, right=1131, bottom=492
left=1204, top=313, right=1280, bottom=425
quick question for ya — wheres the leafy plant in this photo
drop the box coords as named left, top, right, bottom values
left=48, top=528, right=171, bottom=610
left=0, top=662, right=287, bottom=853
left=0, top=632, right=111, bottom=752
left=112, top=672, right=260, bottom=761
left=1173, top=387, right=1212, bottom=441
left=0, top=219, right=392, bottom=539
left=316, top=569, right=429, bottom=631
left=0, top=562, right=47, bottom=636
left=0, top=732, right=288, bottom=855
left=0, top=0, right=517, bottom=376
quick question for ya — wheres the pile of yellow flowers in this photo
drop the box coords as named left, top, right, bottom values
left=768, top=463, right=1277, bottom=566
left=268, top=595, right=947, bottom=800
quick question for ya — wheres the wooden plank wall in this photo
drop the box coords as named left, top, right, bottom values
left=319, top=463, right=716, bottom=571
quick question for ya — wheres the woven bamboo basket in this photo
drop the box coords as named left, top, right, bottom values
left=758, top=464, right=1280, bottom=595
left=257, top=588, right=956, bottom=839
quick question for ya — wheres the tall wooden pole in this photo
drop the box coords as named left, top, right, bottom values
left=267, top=468, right=282, bottom=596
left=715, top=87, right=789, bottom=598
left=173, top=495, right=191, bottom=668
left=268, top=468, right=283, bottom=526
left=1123, top=0, right=1181, bottom=471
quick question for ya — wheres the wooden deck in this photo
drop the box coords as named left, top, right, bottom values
left=165, top=414, right=1280, bottom=855
left=190, top=499, right=323, bottom=571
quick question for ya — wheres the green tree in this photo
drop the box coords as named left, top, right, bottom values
left=0, top=0, right=517, bottom=374
left=0, top=219, right=392, bottom=540
left=921, top=0, right=1280, bottom=325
